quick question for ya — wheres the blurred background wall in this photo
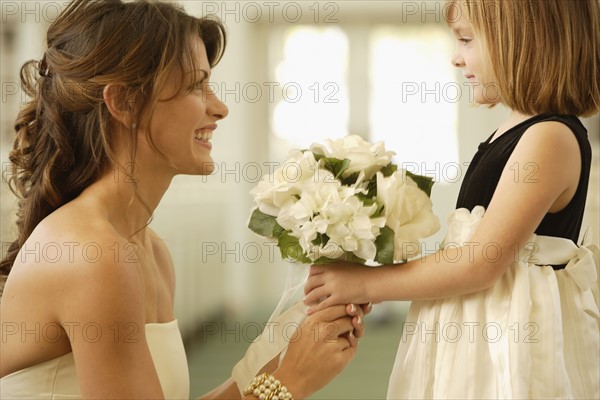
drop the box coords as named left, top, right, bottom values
left=2, top=0, right=598, bottom=346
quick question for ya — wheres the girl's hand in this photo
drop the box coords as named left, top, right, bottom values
left=303, top=263, right=373, bottom=315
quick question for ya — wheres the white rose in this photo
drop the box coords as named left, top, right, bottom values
left=282, top=149, right=321, bottom=185
left=250, top=150, right=319, bottom=216
left=376, top=171, right=440, bottom=261
left=296, top=169, right=346, bottom=214
left=309, top=135, right=395, bottom=180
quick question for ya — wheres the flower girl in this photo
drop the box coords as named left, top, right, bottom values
left=303, top=1, right=600, bottom=398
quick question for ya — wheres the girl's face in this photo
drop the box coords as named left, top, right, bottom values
left=448, top=6, right=498, bottom=105
left=140, top=37, right=229, bottom=177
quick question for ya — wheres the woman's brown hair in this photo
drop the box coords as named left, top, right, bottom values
left=0, top=0, right=226, bottom=276
left=447, top=0, right=600, bottom=117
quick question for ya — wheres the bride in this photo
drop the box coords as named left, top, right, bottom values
left=0, top=1, right=367, bottom=398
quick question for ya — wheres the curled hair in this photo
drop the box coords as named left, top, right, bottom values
left=448, top=0, right=600, bottom=117
left=0, top=0, right=226, bottom=276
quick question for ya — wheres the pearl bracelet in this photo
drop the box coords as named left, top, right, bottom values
left=243, top=372, right=294, bottom=400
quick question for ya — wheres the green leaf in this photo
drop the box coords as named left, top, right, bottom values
left=380, top=163, right=398, bottom=177
left=371, top=203, right=385, bottom=218
left=312, top=256, right=338, bottom=264
left=248, top=209, right=278, bottom=238
left=357, top=196, right=376, bottom=207
left=340, top=171, right=361, bottom=186
left=278, top=232, right=312, bottom=263
left=320, top=157, right=351, bottom=179
left=312, top=152, right=325, bottom=162
left=406, top=171, right=435, bottom=197
left=272, top=223, right=286, bottom=239
left=374, top=226, right=395, bottom=264
left=365, top=178, right=378, bottom=198
left=344, top=252, right=366, bottom=265
left=311, top=232, right=330, bottom=247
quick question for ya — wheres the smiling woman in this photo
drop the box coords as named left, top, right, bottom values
left=0, top=1, right=367, bottom=399
left=0, top=0, right=228, bottom=279
left=131, top=37, right=229, bottom=177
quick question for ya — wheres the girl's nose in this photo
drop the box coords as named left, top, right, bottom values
left=451, top=51, right=464, bottom=68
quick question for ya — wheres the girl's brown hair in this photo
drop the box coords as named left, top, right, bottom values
left=448, top=0, right=600, bottom=117
left=0, top=0, right=226, bottom=275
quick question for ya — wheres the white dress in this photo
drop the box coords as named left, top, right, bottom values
left=0, top=320, right=190, bottom=399
left=387, top=207, right=600, bottom=399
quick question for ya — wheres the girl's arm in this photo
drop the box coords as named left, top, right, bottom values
left=304, top=121, right=583, bottom=309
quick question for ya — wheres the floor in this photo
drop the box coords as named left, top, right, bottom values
left=185, top=303, right=409, bottom=399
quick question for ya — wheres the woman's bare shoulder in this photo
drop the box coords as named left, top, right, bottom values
left=6, top=199, right=145, bottom=322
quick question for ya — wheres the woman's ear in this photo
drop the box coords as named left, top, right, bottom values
left=103, top=84, right=134, bottom=128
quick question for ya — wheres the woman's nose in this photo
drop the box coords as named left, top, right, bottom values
left=208, top=92, right=229, bottom=120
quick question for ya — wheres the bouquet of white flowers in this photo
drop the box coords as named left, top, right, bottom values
left=233, top=136, right=440, bottom=393
left=248, top=135, right=440, bottom=264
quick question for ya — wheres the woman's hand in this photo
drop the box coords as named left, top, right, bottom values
left=206, top=303, right=371, bottom=400
left=303, top=263, right=374, bottom=315
left=271, top=305, right=362, bottom=398
left=347, top=302, right=371, bottom=343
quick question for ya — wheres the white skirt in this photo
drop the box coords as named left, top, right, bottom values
left=387, top=207, right=600, bottom=399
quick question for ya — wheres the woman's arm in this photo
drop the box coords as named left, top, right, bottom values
left=56, top=234, right=165, bottom=398
left=304, top=121, right=583, bottom=309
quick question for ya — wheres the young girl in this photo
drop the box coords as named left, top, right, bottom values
left=304, top=1, right=600, bottom=398
left=0, top=1, right=367, bottom=399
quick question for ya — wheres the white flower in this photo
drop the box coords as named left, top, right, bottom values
left=321, top=196, right=386, bottom=261
left=248, top=137, right=441, bottom=266
left=250, top=150, right=319, bottom=216
left=308, top=241, right=345, bottom=261
left=376, top=170, right=440, bottom=261
left=309, top=135, right=395, bottom=180
left=293, top=215, right=345, bottom=261
left=295, top=215, right=328, bottom=250
left=276, top=169, right=344, bottom=231
left=276, top=199, right=313, bottom=232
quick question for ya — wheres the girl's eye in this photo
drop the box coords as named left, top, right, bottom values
left=459, top=38, right=472, bottom=45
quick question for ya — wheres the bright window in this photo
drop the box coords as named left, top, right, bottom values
left=370, top=26, right=458, bottom=179
left=270, top=26, right=349, bottom=156
left=269, top=24, right=458, bottom=182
